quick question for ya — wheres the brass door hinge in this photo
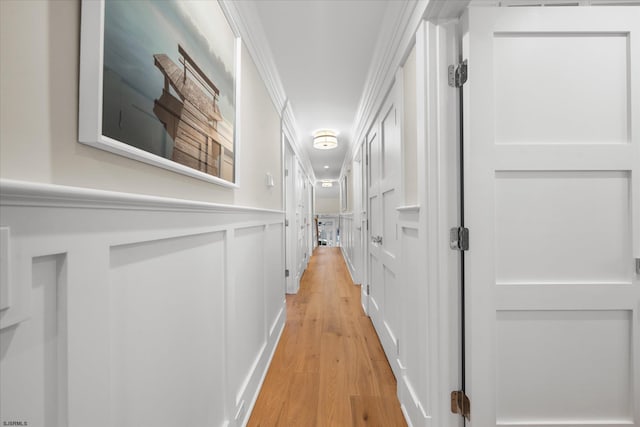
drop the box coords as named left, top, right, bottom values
left=451, top=390, right=470, bottom=420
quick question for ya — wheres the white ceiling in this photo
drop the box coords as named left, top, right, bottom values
left=251, top=0, right=407, bottom=183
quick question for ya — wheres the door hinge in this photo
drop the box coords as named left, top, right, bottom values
left=448, top=60, right=468, bottom=88
left=450, top=227, right=469, bottom=251
left=285, top=219, right=289, bottom=227
left=636, top=258, right=640, bottom=274
left=366, top=284, right=370, bottom=295
left=451, top=390, right=470, bottom=420
left=285, top=169, right=289, bottom=177
left=285, top=269, right=290, bottom=278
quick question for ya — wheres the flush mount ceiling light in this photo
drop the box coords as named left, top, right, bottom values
left=313, top=130, right=338, bottom=150
left=321, top=181, right=333, bottom=188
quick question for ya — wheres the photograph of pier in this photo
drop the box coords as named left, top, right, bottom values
left=102, top=0, right=236, bottom=182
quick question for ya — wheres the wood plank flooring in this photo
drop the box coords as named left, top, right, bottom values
left=247, top=247, right=407, bottom=427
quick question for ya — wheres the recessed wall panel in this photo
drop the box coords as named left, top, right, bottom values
left=496, top=310, right=632, bottom=423
left=383, top=265, right=398, bottom=343
left=369, top=253, right=382, bottom=312
left=495, top=171, right=631, bottom=283
left=382, top=106, right=400, bottom=180
left=382, top=189, right=398, bottom=257
left=264, top=223, right=284, bottom=336
left=0, top=255, right=64, bottom=427
left=400, top=227, right=430, bottom=413
left=494, top=33, right=629, bottom=144
left=109, top=233, right=226, bottom=427
left=232, top=226, right=266, bottom=398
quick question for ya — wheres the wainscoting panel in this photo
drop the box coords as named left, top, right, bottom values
left=340, top=214, right=357, bottom=282
left=232, top=225, right=267, bottom=408
left=0, top=254, right=67, bottom=427
left=397, top=207, right=430, bottom=425
left=0, top=180, right=286, bottom=427
left=109, top=233, right=226, bottom=427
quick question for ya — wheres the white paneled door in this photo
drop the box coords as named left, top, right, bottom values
left=368, top=79, right=402, bottom=377
left=463, top=7, right=640, bottom=426
left=285, top=143, right=296, bottom=294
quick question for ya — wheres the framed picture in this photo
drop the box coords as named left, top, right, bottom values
left=79, top=0, right=240, bottom=187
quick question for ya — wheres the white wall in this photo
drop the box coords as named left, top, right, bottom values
left=314, top=196, right=339, bottom=214
left=0, top=182, right=285, bottom=427
left=0, top=0, right=282, bottom=210
left=315, top=183, right=340, bottom=214
left=0, top=1, right=288, bottom=426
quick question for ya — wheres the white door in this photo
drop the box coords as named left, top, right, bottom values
left=295, top=161, right=307, bottom=280
left=284, top=143, right=297, bottom=294
left=367, top=80, right=402, bottom=377
left=463, top=7, right=640, bottom=426
left=352, top=150, right=363, bottom=286
left=361, top=144, right=370, bottom=314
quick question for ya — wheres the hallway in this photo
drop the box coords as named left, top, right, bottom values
left=248, top=247, right=407, bottom=426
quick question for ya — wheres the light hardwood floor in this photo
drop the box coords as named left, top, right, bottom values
left=247, top=247, right=407, bottom=426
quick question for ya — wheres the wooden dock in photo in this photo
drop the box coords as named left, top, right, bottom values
left=153, top=45, right=234, bottom=181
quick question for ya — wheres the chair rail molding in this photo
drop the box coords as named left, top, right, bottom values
left=0, top=179, right=285, bottom=427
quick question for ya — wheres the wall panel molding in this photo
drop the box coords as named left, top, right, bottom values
left=0, top=179, right=285, bottom=427
left=339, top=214, right=358, bottom=284
left=343, top=0, right=430, bottom=176
left=0, top=179, right=283, bottom=214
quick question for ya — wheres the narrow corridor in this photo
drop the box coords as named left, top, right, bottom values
left=248, top=247, right=407, bottom=426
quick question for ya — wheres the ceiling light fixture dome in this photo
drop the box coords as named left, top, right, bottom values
left=313, top=130, right=338, bottom=150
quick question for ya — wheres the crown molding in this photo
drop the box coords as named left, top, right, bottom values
left=425, top=0, right=470, bottom=19
left=218, top=0, right=315, bottom=182
left=219, top=0, right=286, bottom=113
left=342, top=0, right=430, bottom=175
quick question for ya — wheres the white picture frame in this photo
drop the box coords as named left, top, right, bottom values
left=78, top=0, right=241, bottom=187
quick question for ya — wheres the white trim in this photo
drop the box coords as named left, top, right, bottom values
left=0, top=180, right=287, bottom=426
left=342, top=0, right=471, bottom=177
left=425, top=0, right=471, bottom=19
left=343, top=0, right=430, bottom=176
left=218, top=1, right=285, bottom=117
left=283, top=105, right=316, bottom=182
left=0, top=179, right=283, bottom=214
left=218, top=0, right=316, bottom=183
left=396, top=205, right=421, bottom=213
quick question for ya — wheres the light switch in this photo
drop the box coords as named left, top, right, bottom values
left=0, top=227, right=10, bottom=310
left=265, top=173, right=275, bottom=188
